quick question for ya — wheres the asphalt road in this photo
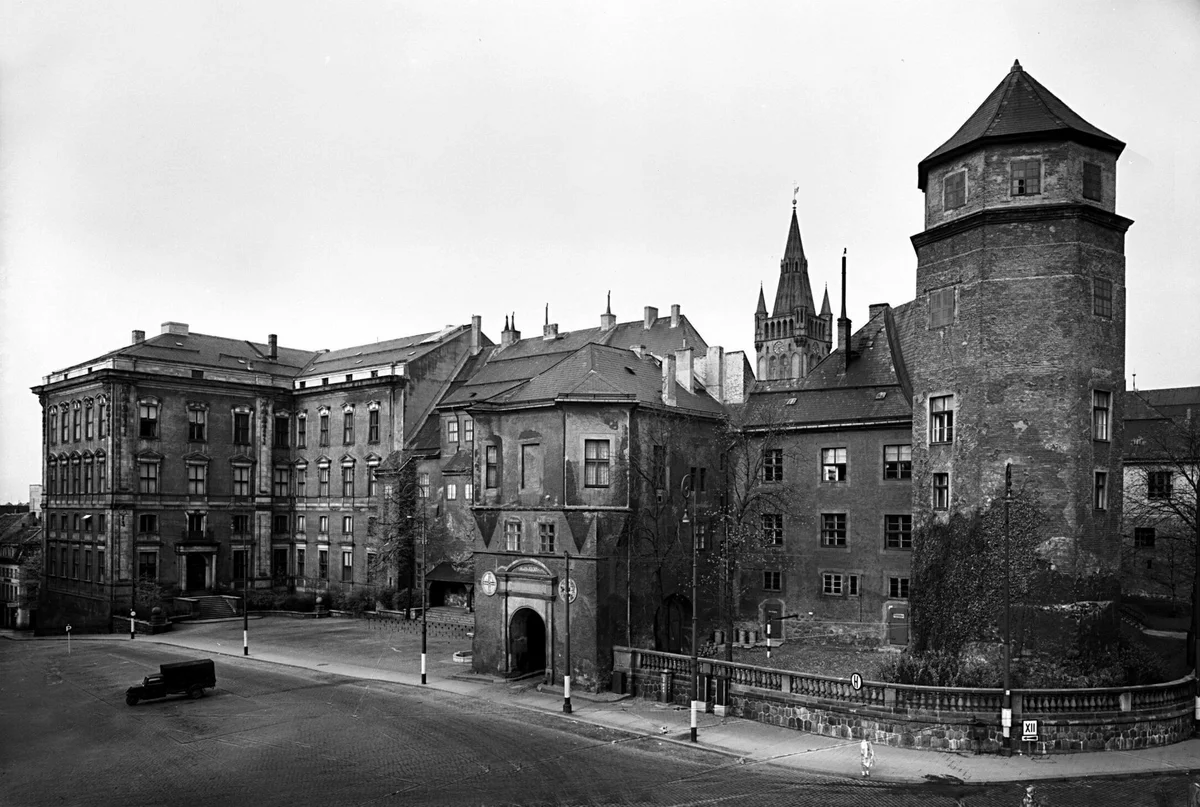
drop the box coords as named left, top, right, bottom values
left=1, top=639, right=1194, bottom=807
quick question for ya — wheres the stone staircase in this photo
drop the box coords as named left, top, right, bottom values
left=194, top=596, right=238, bottom=620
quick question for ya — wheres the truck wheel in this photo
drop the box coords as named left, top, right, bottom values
left=126, top=694, right=139, bottom=706
left=188, top=685, right=203, bottom=699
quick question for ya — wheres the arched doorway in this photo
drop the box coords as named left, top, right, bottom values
left=509, top=608, right=546, bottom=674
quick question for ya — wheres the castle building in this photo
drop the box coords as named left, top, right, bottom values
left=741, top=60, right=1130, bottom=645
left=31, top=320, right=483, bottom=630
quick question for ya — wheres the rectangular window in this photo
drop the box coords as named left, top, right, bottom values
left=137, top=551, right=157, bottom=582
left=584, top=439, right=610, bottom=487
left=368, top=409, right=379, bottom=443
left=367, top=469, right=377, bottom=498
left=822, top=573, right=844, bottom=596
left=73, top=407, right=81, bottom=441
left=342, top=549, right=353, bottom=582
left=188, top=408, right=207, bottom=442
left=1094, top=278, right=1113, bottom=318
left=930, top=286, right=956, bottom=328
left=138, top=513, right=158, bottom=535
left=821, top=448, right=847, bottom=482
left=505, top=520, right=522, bottom=552
left=60, top=547, right=67, bottom=577
left=1092, top=391, right=1111, bottom=441
left=1010, top=159, right=1041, bottom=195
left=485, top=445, right=499, bottom=489
left=319, top=413, right=330, bottom=446
left=1133, top=527, right=1156, bottom=548
left=83, top=461, right=93, bottom=495
left=1094, top=471, right=1108, bottom=510
left=447, top=420, right=459, bottom=443
left=885, top=514, right=913, bottom=549
left=318, top=467, right=330, bottom=497
left=296, top=515, right=305, bottom=534
left=234, top=411, right=251, bottom=445
left=274, top=467, right=290, bottom=497
left=520, top=443, right=541, bottom=491
left=417, top=472, right=430, bottom=499
left=231, top=514, right=250, bottom=535
left=296, top=468, right=307, bottom=498
left=296, top=415, right=307, bottom=448
left=273, top=514, right=289, bottom=534
left=821, top=513, right=847, bottom=547
left=319, top=515, right=329, bottom=535
left=49, top=545, right=57, bottom=576
left=50, top=410, right=58, bottom=445
left=187, top=464, right=207, bottom=495
left=761, top=513, right=784, bottom=545
left=342, top=515, right=353, bottom=535
left=98, top=459, right=107, bottom=493
left=763, top=570, right=782, bottom=592
left=943, top=170, right=966, bottom=210
left=296, top=547, right=306, bottom=578
left=85, top=403, right=94, bottom=440
left=848, top=574, right=860, bottom=597
left=1083, top=162, right=1102, bottom=201
left=889, top=577, right=911, bottom=599
left=446, top=483, right=457, bottom=500
left=464, top=482, right=474, bottom=500
left=933, top=472, right=950, bottom=510
left=98, top=401, right=107, bottom=438
left=463, top=417, right=474, bottom=443
left=318, top=548, right=329, bottom=580
left=342, top=466, right=355, bottom=497
left=274, top=414, right=289, bottom=448
left=138, top=462, right=159, bottom=494
left=651, top=445, right=666, bottom=490
left=84, top=549, right=92, bottom=581
left=97, top=549, right=105, bottom=582
left=1147, top=471, right=1173, bottom=500
left=539, top=522, right=555, bottom=553
left=61, top=408, right=70, bottom=442
left=884, top=445, right=912, bottom=480
left=763, top=448, right=783, bottom=482
left=930, top=395, right=954, bottom=443
left=233, top=465, right=251, bottom=497
left=343, top=411, right=354, bottom=444
left=138, top=402, right=158, bottom=439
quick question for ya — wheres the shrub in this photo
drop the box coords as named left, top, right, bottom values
left=877, top=650, right=997, bottom=687
left=374, top=586, right=398, bottom=610
left=246, top=589, right=285, bottom=611
left=323, top=585, right=346, bottom=611
left=281, top=593, right=317, bottom=613
left=344, top=587, right=376, bottom=616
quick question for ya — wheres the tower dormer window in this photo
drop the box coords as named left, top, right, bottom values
left=943, top=170, right=966, bottom=210
left=1083, top=162, right=1102, bottom=201
left=1010, top=159, right=1041, bottom=196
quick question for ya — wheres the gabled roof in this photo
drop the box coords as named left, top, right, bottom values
left=743, top=308, right=911, bottom=430
left=918, top=60, right=1125, bottom=190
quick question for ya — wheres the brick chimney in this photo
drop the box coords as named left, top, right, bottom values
left=868, top=303, right=889, bottom=321
left=674, top=347, right=694, bottom=393
left=500, top=314, right=521, bottom=348
left=670, top=304, right=681, bottom=328
left=161, top=321, right=189, bottom=336
left=704, top=346, right=725, bottom=402
left=661, top=353, right=677, bottom=406
left=471, top=315, right=482, bottom=355
left=542, top=304, right=558, bottom=341
left=268, top=334, right=278, bottom=360
left=131, top=330, right=145, bottom=344
left=837, top=249, right=851, bottom=372
left=643, top=306, right=658, bottom=330
left=600, top=292, right=616, bottom=332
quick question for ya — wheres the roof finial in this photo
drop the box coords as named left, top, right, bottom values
left=1011, top=59, right=1023, bottom=73
left=504, top=315, right=510, bottom=330
left=792, top=182, right=799, bottom=208
left=606, top=290, right=612, bottom=315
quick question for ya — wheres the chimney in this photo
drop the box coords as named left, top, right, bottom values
left=661, top=353, right=677, bottom=407
left=868, top=303, right=889, bottom=321
left=600, top=291, right=616, bottom=332
left=542, top=304, right=558, bottom=341
left=704, top=346, right=725, bottom=402
left=675, top=347, right=694, bottom=393
left=131, top=330, right=145, bottom=344
left=500, top=315, right=519, bottom=348
left=670, top=304, right=681, bottom=328
left=470, top=315, right=482, bottom=355
left=161, top=321, right=189, bottom=336
left=643, top=306, right=658, bottom=330
left=838, top=249, right=851, bottom=372
left=268, top=334, right=278, bottom=360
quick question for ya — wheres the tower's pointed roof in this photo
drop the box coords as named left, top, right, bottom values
left=756, top=284, right=768, bottom=316
left=820, top=285, right=832, bottom=317
left=772, top=204, right=816, bottom=317
left=918, top=60, right=1125, bottom=190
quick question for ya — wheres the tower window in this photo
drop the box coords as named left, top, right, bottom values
left=1092, top=391, right=1111, bottom=441
left=943, top=170, right=966, bottom=210
left=929, top=286, right=956, bottom=328
left=1010, top=159, right=1041, bottom=196
left=930, top=395, right=955, bottom=444
left=1083, top=162, right=1102, bottom=201
left=1094, top=471, right=1108, bottom=510
left=1093, top=278, right=1113, bottom=318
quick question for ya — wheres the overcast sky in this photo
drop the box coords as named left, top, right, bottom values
left=2, top=1, right=1198, bottom=503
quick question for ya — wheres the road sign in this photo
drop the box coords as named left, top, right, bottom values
left=850, top=673, right=863, bottom=691
left=1021, top=719, right=1038, bottom=742
left=558, top=577, right=577, bottom=603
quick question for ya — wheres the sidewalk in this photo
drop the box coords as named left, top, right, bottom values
left=20, top=618, right=1200, bottom=786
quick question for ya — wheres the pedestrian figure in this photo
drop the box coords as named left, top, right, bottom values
left=859, top=737, right=875, bottom=778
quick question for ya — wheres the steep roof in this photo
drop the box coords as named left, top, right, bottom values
left=770, top=207, right=817, bottom=316
left=918, top=60, right=1125, bottom=190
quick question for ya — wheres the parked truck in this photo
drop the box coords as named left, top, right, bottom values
left=125, top=659, right=216, bottom=706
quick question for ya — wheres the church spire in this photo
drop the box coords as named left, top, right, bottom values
left=820, top=284, right=832, bottom=317
left=772, top=202, right=816, bottom=316
left=756, top=283, right=767, bottom=316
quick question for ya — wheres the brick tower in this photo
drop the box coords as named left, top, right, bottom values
left=906, top=61, right=1131, bottom=604
left=754, top=200, right=833, bottom=382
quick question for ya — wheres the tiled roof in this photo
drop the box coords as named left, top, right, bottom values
left=1123, top=387, right=1200, bottom=461
left=104, top=331, right=315, bottom=376
left=918, top=61, right=1125, bottom=189
left=304, top=326, right=468, bottom=375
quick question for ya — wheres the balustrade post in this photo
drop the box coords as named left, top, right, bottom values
left=884, top=686, right=896, bottom=708
left=1119, top=691, right=1132, bottom=712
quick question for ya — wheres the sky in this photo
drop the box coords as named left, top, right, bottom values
left=2, top=1, right=1198, bottom=504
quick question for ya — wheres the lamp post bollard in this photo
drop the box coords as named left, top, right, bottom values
left=66, top=624, right=72, bottom=654
left=421, top=506, right=427, bottom=685
left=681, top=475, right=699, bottom=743
left=563, top=550, right=572, bottom=714
left=130, top=609, right=135, bottom=640
left=766, top=620, right=771, bottom=661
left=1002, top=463, right=1012, bottom=755
left=244, top=533, right=250, bottom=656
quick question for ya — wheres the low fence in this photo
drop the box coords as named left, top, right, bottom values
left=614, top=647, right=1196, bottom=754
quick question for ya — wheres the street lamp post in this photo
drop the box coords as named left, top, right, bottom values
left=243, top=528, right=250, bottom=656
left=1001, top=463, right=1012, bottom=754
left=420, top=504, right=427, bottom=685
left=563, top=550, right=572, bottom=714
left=681, top=475, right=699, bottom=743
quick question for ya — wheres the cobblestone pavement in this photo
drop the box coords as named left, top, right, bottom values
left=3, top=624, right=1197, bottom=806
